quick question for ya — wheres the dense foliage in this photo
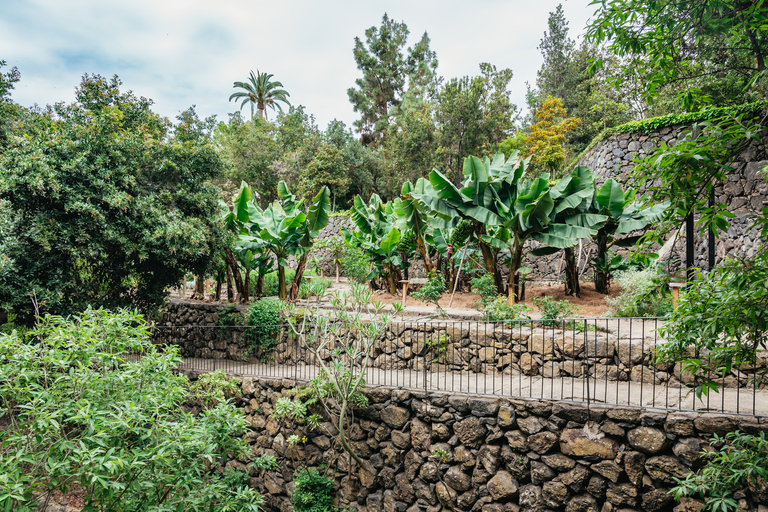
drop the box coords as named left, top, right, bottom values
left=0, top=308, right=262, bottom=511
left=0, top=75, right=225, bottom=320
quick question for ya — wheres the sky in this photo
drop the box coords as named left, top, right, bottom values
left=2, top=0, right=595, bottom=131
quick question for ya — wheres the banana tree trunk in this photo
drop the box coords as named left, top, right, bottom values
left=563, top=247, right=580, bottom=296
left=226, top=266, right=234, bottom=302
left=594, top=232, right=610, bottom=294
left=224, top=247, right=246, bottom=301
left=416, top=234, right=434, bottom=274
left=288, top=253, right=309, bottom=301
left=243, top=269, right=251, bottom=303
left=475, top=222, right=503, bottom=294
left=387, top=264, right=398, bottom=295
left=191, top=275, right=205, bottom=299
left=278, top=266, right=286, bottom=300
left=256, top=271, right=265, bottom=297
left=507, top=244, right=524, bottom=303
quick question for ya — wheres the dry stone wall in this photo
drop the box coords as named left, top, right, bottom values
left=157, top=301, right=763, bottom=393
left=199, top=374, right=768, bottom=512
left=574, top=124, right=768, bottom=268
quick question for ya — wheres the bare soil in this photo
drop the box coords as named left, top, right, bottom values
left=371, top=280, right=622, bottom=317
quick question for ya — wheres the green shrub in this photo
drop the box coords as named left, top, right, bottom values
left=189, top=369, right=241, bottom=406
left=339, top=244, right=369, bottom=284
left=245, top=299, right=284, bottom=353
left=0, top=308, right=263, bottom=511
left=532, top=296, right=575, bottom=326
left=471, top=273, right=499, bottom=309
left=412, top=271, right=447, bottom=313
left=607, top=268, right=672, bottom=317
left=262, top=269, right=297, bottom=297
left=482, top=297, right=529, bottom=324
left=291, top=467, right=336, bottom=512
left=298, top=275, right=332, bottom=300
left=672, top=431, right=768, bottom=512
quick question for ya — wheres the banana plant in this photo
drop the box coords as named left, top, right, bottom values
left=530, top=166, right=608, bottom=296
left=234, top=181, right=330, bottom=300
left=342, top=194, right=403, bottom=293
left=394, top=180, right=437, bottom=274
left=589, top=179, right=669, bottom=293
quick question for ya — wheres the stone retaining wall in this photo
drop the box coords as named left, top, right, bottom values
left=158, top=301, right=764, bottom=392
left=203, top=375, right=768, bottom=512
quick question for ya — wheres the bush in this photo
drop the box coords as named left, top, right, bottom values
left=339, top=244, right=369, bottom=284
left=0, top=308, right=263, bottom=511
left=298, top=275, right=332, bottom=301
left=482, top=297, right=529, bottom=324
left=532, top=296, right=575, bottom=326
left=291, top=467, right=336, bottom=512
left=412, top=271, right=447, bottom=313
left=189, top=369, right=241, bottom=406
left=245, top=299, right=284, bottom=353
left=607, top=268, right=671, bottom=317
left=471, top=272, right=499, bottom=309
left=262, top=269, right=296, bottom=297
left=672, top=431, right=768, bottom=512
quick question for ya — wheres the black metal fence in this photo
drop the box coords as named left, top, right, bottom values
left=149, top=318, right=768, bottom=416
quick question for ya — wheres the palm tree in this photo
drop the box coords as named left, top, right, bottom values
left=228, top=70, right=291, bottom=121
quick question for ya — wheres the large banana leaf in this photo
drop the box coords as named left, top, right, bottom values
left=615, top=201, right=669, bottom=234
left=379, top=226, right=401, bottom=256
left=428, top=169, right=466, bottom=206
left=307, top=186, right=330, bottom=233
left=595, top=179, right=627, bottom=219
left=460, top=156, right=489, bottom=203
left=233, top=181, right=252, bottom=223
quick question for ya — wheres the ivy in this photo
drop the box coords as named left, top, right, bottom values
left=567, top=101, right=768, bottom=170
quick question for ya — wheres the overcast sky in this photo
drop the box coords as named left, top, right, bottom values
left=2, top=0, right=595, bottom=131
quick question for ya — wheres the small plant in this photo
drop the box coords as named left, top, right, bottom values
left=245, top=299, right=284, bottom=354
left=217, top=305, right=243, bottom=340
left=391, top=301, right=405, bottom=319
left=471, top=272, right=499, bottom=309
left=482, top=297, right=529, bottom=325
left=292, top=467, right=337, bottom=512
left=189, top=370, right=241, bottom=406
left=430, top=448, right=451, bottom=464
left=532, top=296, right=575, bottom=326
left=252, top=453, right=280, bottom=471
left=412, top=271, right=447, bottom=315
left=221, top=466, right=250, bottom=488
left=339, top=243, right=369, bottom=284
left=426, top=334, right=450, bottom=363
left=607, top=267, right=672, bottom=317
left=672, top=431, right=768, bottom=512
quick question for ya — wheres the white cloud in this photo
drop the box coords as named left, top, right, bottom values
left=2, top=0, right=594, bottom=129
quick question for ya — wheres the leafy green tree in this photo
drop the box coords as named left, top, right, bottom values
left=297, top=144, right=349, bottom=208
left=0, top=308, right=263, bottom=511
left=524, top=96, right=580, bottom=176
left=347, top=13, right=438, bottom=145
left=586, top=0, right=768, bottom=109
left=435, top=64, right=517, bottom=183
left=0, top=60, right=20, bottom=148
left=229, top=69, right=291, bottom=121
left=0, top=75, right=226, bottom=321
left=535, top=4, right=575, bottom=107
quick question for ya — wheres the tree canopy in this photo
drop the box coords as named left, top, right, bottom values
left=0, top=74, right=226, bottom=319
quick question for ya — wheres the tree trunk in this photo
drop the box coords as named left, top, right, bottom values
left=594, top=233, right=610, bottom=294
left=191, top=275, right=205, bottom=299
left=215, top=279, right=222, bottom=301
left=288, top=253, right=309, bottom=301
left=387, top=264, right=399, bottom=295
left=256, top=271, right=265, bottom=297
left=225, top=247, right=245, bottom=301
left=563, top=247, right=580, bottom=296
left=278, top=265, right=286, bottom=300
left=475, top=223, right=504, bottom=294
left=243, top=269, right=251, bottom=303
left=226, top=266, right=234, bottom=302
left=507, top=243, right=524, bottom=303
left=416, top=234, right=434, bottom=274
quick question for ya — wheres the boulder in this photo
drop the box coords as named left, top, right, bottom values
left=592, top=461, right=622, bottom=483
left=645, top=456, right=691, bottom=484
left=560, top=428, right=620, bottom=460
left=454, top=417, right=487, bottom=449
left=528, top=431, right=559, bottom=454
left=642, top=489, right=675, bottom=512
left=381, top=405, right=410, bottom=429
left=444, top=466, right=472, bottom=492
left=606, top=483, right=638, bottom=507
left=627, top=427, right=669, bottom=454
left=488, top=471, right=519, bottom=501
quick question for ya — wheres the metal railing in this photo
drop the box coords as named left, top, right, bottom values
left=149, top=318, right=768, bottom=416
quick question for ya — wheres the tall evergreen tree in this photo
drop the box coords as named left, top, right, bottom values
left=347, top=13, right=438, bottom=146
left=535, top=4, right=575, bottom=108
